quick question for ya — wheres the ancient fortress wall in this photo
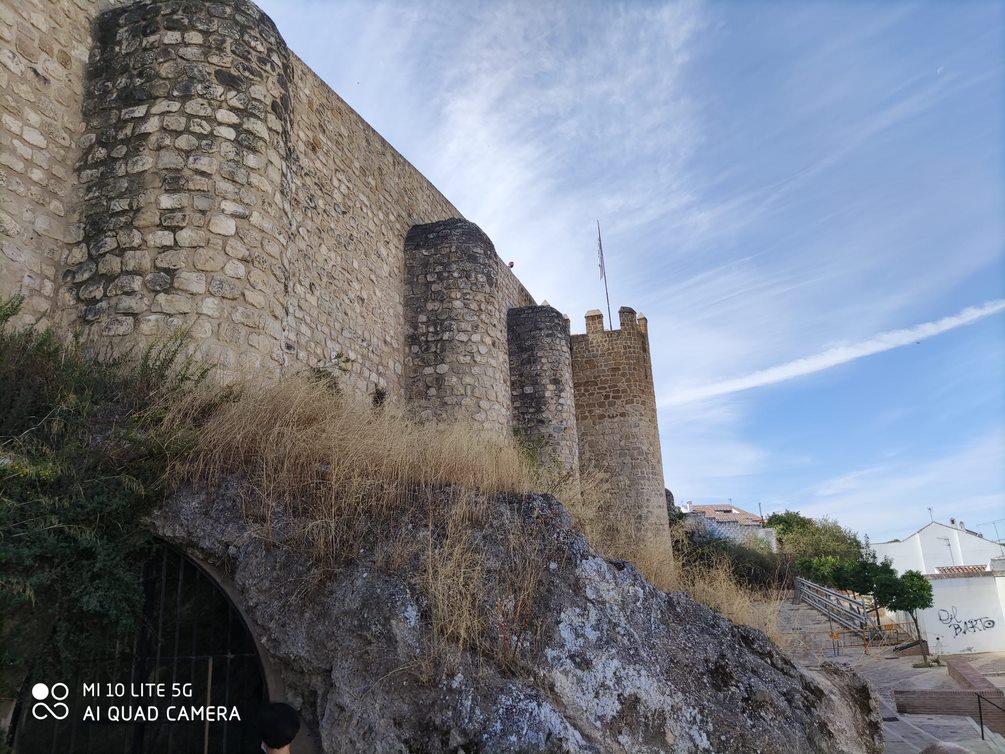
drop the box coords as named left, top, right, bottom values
left=0, top=0, right=96, bottom=331
left=571, top=308, right=667, bottom=531
left=0, top=0, right=667, bottom=530
left=1, top=0, right=531, bottom=401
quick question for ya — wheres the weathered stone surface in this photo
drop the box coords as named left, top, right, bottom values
left=153, top=486, right=883, bottom=754
left=102, top=315, right=134, bottom=336
left=207, top=214, right=236, bottom=236
left=571, top=308, right=666, bottom=532
left=508, top=305, right=579, bottom=475
left=404, top=219, right=530, bottom=433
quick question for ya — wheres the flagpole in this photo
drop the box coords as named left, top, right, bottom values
left=597, top=219, right=613, bottom=329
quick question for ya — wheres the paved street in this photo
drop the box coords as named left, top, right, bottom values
left=779, top=599, right=1005, bottom=753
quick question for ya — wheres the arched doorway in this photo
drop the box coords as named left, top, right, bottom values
left=11, top=546, right=268, bottom=753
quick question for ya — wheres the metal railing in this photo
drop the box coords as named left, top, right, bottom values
left=793, top=576, right=870, bottom=631
left=976, top=691, right=1005, bottom=741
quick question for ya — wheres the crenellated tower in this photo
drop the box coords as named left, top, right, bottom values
left=570, top=307, right=666, bottom=532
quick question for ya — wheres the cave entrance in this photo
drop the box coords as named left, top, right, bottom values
left=12, top=546, right=267, bottom=753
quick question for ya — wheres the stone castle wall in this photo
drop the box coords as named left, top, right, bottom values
left=0, top=0, right=96, bottom=331
left=0, top=0, right=531, bottom=403
left=571, top=308, right=666, bottom=531
left=1, top=0, right=666, bottom=529
left=279, top=55, right=488, bottom=400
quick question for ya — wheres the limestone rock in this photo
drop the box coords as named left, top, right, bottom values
left=152, top=487, right=883, bottom=754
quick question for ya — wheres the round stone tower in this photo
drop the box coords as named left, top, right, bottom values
left=62, top=0, right=295, bottom=375
left=404, top=219, right=512, bottom=433
left=570, top=306, right=666, bottom=532
left=507, top=305, right=579, bottom=477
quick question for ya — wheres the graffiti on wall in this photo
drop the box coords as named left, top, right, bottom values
left=937, top=606, right=996, bottom=637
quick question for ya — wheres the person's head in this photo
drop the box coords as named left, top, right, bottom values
left=257, top=702, right=300, bottom=753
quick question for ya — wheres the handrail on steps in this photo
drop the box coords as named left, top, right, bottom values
left=794, top=576, right=870, bottom=631
left=976, top=691, right=1005, bottom=742
left=794, top=577, right=868, bottom=608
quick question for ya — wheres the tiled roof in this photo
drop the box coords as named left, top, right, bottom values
left=688, top=504, right=763, bottom=526
left=934, top=565, right=988, bottom=576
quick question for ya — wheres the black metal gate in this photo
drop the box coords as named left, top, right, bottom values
left=12, top=547, right=267, bottom=753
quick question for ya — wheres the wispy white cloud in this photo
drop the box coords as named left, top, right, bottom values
left=662, top=299, right=1005, bottom=406
left=418, top=0, right=708, bottom=309
left=659, top=396, right=770, bottom=502
left=256, top=0, right=1004, bottom=539
left=801, top=432, right=1005, bottom=542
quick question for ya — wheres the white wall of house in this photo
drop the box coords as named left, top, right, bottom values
left=871, top=522, right=1005, bottom=575
left=684, top=514, right=778, bottom=552
left=916, top=574, right=1005, bottom=655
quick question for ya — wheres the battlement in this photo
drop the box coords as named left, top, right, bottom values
left=0, top=0, right=666, bottom=531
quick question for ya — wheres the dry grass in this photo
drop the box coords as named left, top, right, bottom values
left=559, top=469, right=787, bottom=644
left=420, top=492, right=488, bottom=664
left=163, top=374, right=786, bottom=658
left=163, top=375, right=550, bottom=670
left=418, top=496, right=555, bottom=673
left=163, top=376, right=531, bottom=567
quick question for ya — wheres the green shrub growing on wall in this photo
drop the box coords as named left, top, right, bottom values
left=0, top=296, right=197, bottom=696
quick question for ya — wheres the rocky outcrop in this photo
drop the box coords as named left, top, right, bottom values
left=152, top=485, right=882, bottom=754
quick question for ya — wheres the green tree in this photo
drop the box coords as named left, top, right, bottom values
left=796, top=551, right=902, bottom=630
left=767, top=510, right=862, bottom=561
left=779, top=517, right=862, bottom=561
left=797, top=555, right=840, bottom=586
left=886, top=570, right=934, bottom=664
left=848, top=555, right=877, bottom=596
left=830, top=558, right=858, bottom=592
left=857, top=557, right=897, bottom=628
left=765, top=510, right=814, bottom=536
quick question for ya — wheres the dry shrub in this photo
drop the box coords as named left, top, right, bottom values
left=164, top=376, right=531, bottom=567
left=672, top=546, right=787, bottom=645
left=560, top=468, right=786, bottom=643
left=489, top=509, right=556, bottom=670
left=420, top=492, right=488, bottom=664
left=418, top=495, right=555, bottom=674
left=163, top=375, right=552, bottom=670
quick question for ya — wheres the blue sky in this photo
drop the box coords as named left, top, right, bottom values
left=256, top=0, right=1005, bottom=543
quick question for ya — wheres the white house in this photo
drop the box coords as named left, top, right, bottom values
left=870, top=521, right=1005, bottom=575
left=920, top=561, right=1005, bottom=655
left=871, top=522, right=1005, bottom=654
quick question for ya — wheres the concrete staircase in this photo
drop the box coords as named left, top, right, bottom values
left=882, top=710, right=1005, bottom=753
left=878, top=669, right=1005, bottom=753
